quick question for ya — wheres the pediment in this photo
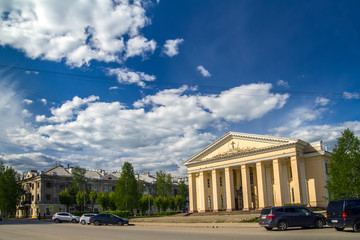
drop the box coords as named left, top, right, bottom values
left=184, top=132, right=298, bottom=165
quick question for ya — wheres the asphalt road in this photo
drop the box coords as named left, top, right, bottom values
left=0, top=220, right=359, bottom=240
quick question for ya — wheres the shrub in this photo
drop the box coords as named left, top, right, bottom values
left=102, top=210, right=132, bottom=218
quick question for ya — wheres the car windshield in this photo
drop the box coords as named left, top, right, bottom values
left=261, top=209, right=271, bottom=215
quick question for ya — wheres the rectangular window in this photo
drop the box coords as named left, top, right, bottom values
left=46, top=194, right=51, bottom=201
left=94, top=185, right=98, bottom=191
left=37, top=182, right=40, bottom=188
left=37, top=194, right=39, bottom=201
left=207, top=179, right=210, bottom=188
left=46, top=182, right=51, bottom=188
left=104, top=186, right=109, bottom=192
left=219, top=177, right=222, bottom=187
left=87, top=184, right=92, bottom=191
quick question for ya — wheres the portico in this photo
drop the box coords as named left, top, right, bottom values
left=184, top=132, right=331, bottom=212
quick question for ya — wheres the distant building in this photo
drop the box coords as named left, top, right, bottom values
left=183, top=132, right=331, bottom=212
left=17, top=165, right=117, bottom=218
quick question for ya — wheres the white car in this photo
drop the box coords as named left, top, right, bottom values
left=80, top=213, right=98, bottom=225
left=52, top=212, right=80, bottom=223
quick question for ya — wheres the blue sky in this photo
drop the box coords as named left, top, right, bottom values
left=0, top=0, right=359, bottom=175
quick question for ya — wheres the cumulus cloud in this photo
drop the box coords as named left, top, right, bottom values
left=6, top=83, right=289, bottom=174
left=40, top=98, right=47, bottom=105
left=343, top=91, right=360, bottom=99
left=163, top=38, right=184, bottom=57
left=107, top=68, right=156, bottom=87
left=125, top=36, right=156, bottom=59
left=277, top=80, right=289, bottom=88
left=0, top=0, right=153, bottom=67
left=315, top=97, right=330, bottom=106
left=196, top=66, right=211, bottom=77
left=0, top=152, right=60, bottom=173
left=24, top=99, right=33, bottom=104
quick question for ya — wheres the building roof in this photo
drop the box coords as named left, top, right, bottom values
left=44, top=166, right=71, bottom=177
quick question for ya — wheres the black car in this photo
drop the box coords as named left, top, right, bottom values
left=259, top=206, right=326, bottom=231
left=327, top=198, right=360, bottom=232
left=89, top=213, right=129, bottom=226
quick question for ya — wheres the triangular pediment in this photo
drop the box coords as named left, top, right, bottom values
left=184, top=132, right=298, bottom=165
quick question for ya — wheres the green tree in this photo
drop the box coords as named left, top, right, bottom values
left=115, top=162, right=140, bottom=211
left=174, top=195, right=185, bottom=210
left=97, top=191, right=110, bottom=210
left=178, top=180, right=188, bottom=199
left=327, top=129, right=360, bottom=199
left=156, top=170, right=172, bottom=197
left=76, top=190, right=88, bottom=211
left=154, top=196, right=169, bottom=211
left=89, top=190, right=98, bottom=211
left=0, top=163, right=24, bottom=217
left=139, top=194, right=153, bottom=215
left=58, top=189, right=74, bottom=212
left=72, top=165, right=87, bottom=191
left=109, top=191, right=117, bottom=211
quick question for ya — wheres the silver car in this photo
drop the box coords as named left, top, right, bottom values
left=52, top=212, right=80, bottom=223
left=80, top=213, right=98, bottom=225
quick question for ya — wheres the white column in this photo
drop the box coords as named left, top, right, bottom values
left=188, top=173, right=197, bottom=213
left=211, top=169, right=220, bottom=212
left=224, top=167, right=235, bottom=211
left=241, top=164, right=251, bottom=211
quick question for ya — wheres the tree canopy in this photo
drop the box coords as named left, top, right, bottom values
left=115, top=162, right=140, bottom=211
left=72, top=165, right=87, bottom=191
left=155, top=170, right=172, bottom=197
left=58, top=188, right=74, bottom=212
left=327, top=129, right=360, bottom=199
left=0, top=163, right=24, bottom=216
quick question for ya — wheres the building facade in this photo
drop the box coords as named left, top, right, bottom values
left=183, top=132, right=331, bottom=213
left=17, top=166, right=117, bottom=218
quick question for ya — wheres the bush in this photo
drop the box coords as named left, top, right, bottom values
left=156, top=210, right=182, bottom=216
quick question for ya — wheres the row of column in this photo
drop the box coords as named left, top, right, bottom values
left=188, top=155, right=306, bottom=212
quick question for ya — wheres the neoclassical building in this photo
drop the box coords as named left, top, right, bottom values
left=183, top=132, right=331, bottom=212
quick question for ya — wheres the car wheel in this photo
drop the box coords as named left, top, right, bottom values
left=353, top=220, right=360, bottom=232
left=71, top=219, right=77, bottom=223
left=81, top=220, right=86, bottom=225
left=277, top=220, right=288, bottom=231
left=94, top=220, right=100, bottom=226
left=54, top=219, right=60, bottom=223
left=264, top=227, right=273, bottom=231
left=335, top=227, right=345, bottom=231
left=315, top=219, right=324, bottom=229
left=117, top=221, right=124, bottom=226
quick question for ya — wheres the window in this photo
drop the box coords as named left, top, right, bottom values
left=207, top=179, right=210, bottom=188
left=285, top=207, right=296, bottom=213
left=291, top=187, right=295, bottom=203
left=94, top=185, right=98, bottom=191
left=31, top=195, right=34, bottom=202
left=87, top=184, right=92, bottom=191
left=37, top=194, right=39, bottom=201
left=104, top=186, right=109, bottom=192
left=220, top=195, right=224, bottom=208
left=37, top=182, right=40, bottom=188
left=112, top=186, right=116, bottom=191
left=46, top=182, right=51, bottom=188
left=219, top=177, right=222, bottom=187
left=46, top=194, right=51, bottom=201
left=297, top=208, right=310, bottom=214
left=348, top=200, right=360, bottom=215
left=250, top=168, right=254, bottom=185
left=208, top=195, right=211, bottom=208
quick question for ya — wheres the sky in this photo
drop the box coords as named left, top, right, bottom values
left=0, top=0, right=359, bottom=175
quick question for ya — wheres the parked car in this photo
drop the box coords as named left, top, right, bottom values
left=52, top=212, right=80, bottom=223
left=327, top=198, right=360, bottom=232
left=89, top=213, right=129, bottom=226
left=259, top=206, right=326, bottom=231
left=80, top=213, right=98, bottom=225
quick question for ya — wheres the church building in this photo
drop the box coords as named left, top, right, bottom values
left=183, top=132, right=331, bottom=212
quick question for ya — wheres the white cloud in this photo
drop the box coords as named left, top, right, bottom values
left=0, top=0, right=152, bottom=67
left=196, top=66, right=211, bottom=77
left=107, top=68, right=156, bottom=88
left=163, top=38, right=184, bottom=57
left=6, top=83, right=289, bottom=174
left=36, top=95, right=99, bottom=123
left=277, top=80, right=289, bottom=88
left=315, top=97, right=330, bottom=106
left=24, top=99, right=33, bottom=104
left=125, top=36, right=156, bottom=59
left=40, top=98, right=47, bottom=105
left=109, top=86, right=119, bottom=90
left=343, top=91, right=360, bottom=99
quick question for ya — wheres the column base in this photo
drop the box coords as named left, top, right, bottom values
left=213, top=209, right=219, bottom=212
left=242, top=208, right=250, bottom=211
left=226, top=208, right=235, bottom=212
left=199, top=209, right=206, bottom=213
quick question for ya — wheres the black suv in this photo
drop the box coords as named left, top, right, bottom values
left=327, top=199, right=360, bottom=232
left=259, top=206, right=326, bottom=231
